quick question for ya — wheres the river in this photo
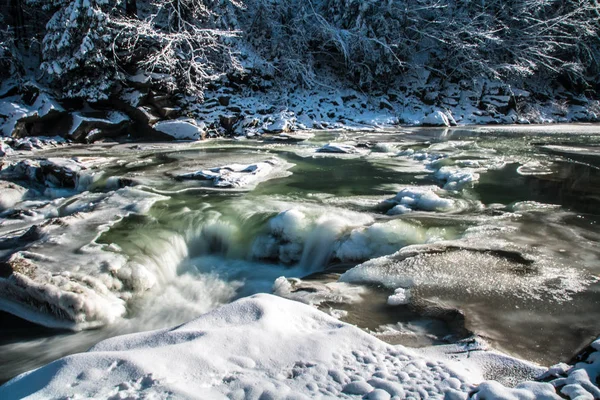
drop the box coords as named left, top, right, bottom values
left=1, top=125, right=599, bottom=384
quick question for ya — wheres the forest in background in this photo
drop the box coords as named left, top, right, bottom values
left=1, top=0, right=599, bottom=102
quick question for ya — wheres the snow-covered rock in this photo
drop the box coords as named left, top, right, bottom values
left=176, top=158, right=292, bottom=189
left=0, top=181, right=28, bottom=211
left=68, top=111, right=130, bottom=142
left=317, top=143, right=359, bottom=154
left=0, top=141, right=14, bottom=157
left=153, top=118, right=205, bottom=140
left=422, top=111, right=451, bottom=127
left=4, top=157, right=109, bottom=191
left=263, top=116, right=294, bottom=133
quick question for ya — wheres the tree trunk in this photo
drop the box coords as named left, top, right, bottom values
left=125, top=0, right=137, bottom=18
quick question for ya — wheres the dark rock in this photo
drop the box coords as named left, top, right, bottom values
left=218, top=96, right=230, bottom=106
left=67, top=111, right=131, bottom=143
left=219, top=114, right=241, bottom=134
left=132, top=106, right=161, bottom=125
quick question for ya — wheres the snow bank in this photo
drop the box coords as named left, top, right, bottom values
left=0, top=294, right=484, bottom=399
left=3, top=294, right=588, bottom=399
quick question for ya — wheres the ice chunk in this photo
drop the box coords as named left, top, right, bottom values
left=434, top=166, right=479, bottom=190
left=0, top=181, right=27, bottom=211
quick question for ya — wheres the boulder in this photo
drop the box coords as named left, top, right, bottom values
left=263, top=114, right=295, bottom=134
left=219, top=114, right=241, bottom=134
left=0, top=142, right=15, bottom=157
left=67, top=111, right=131, bottom=142
left=153, top=118, right=205, bottom=140
left=422, top=110, right=451, bottom=127
left=2, top=92, right=68, bottom=138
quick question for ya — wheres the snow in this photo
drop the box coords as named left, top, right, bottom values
left=423, top=111, right=451, bottom=127
left=385, top=187, right=455, bottom=213
left=387, top=287, right=410, bottom=306
left=317, top=143, right=360, bottom=154
left=0, top=294, right=526, bottom=399
left=153, top=118, right=205, bottom=140
left=176, top=157, right=292, bottom=189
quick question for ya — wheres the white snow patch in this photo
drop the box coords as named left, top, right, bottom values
left=387, top=287, right=411, bottom=306
left=387, top=187, right=455, bottom=213
left=0, top=294, right=486, bottom=399
left=423, top=111, right=451, bottom=127
left=153, top=119, right=205, bottom=140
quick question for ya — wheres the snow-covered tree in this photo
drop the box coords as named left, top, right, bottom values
left=20, top=0, right=600, bottom=99
left=30, top=0, right=242, bottom=100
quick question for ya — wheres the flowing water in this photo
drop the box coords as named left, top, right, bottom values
left=1, top=125, right=600, bottom=383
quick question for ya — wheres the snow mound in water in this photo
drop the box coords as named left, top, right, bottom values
left=317, top=142, right=362, bottom=154
left=0, top=294, right=548, bottom=399
left=176, top=157, right=292, bottom=189
left=384, top=186, right=456, bottom=213
left=434, top=166, right=480, bottom=191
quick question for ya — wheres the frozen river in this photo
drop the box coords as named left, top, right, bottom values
left=1, top=125, right=600, bottom=384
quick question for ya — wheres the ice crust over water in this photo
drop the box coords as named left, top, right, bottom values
left=340, top=239, right=592, bottom=304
